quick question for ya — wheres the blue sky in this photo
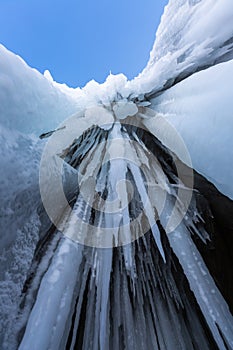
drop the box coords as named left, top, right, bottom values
left=0, top=0, right=168, bottom=88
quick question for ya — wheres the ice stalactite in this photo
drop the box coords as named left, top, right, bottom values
left=14, top=119, right=233, bottom=350
left=1, top=1, right=233, bottom=349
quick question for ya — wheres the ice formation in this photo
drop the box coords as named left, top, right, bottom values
left=0, top=0, right=233, bottom=349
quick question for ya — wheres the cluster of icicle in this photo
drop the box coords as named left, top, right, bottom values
left=10, top=118, right=232, bottom=350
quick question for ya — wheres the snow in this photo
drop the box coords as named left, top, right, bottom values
left=1, top=1, right=231, bottom=201
left=84, top=105, right=114, bottom=129
left=0, top=45, right=82, bottom=135
left=0, top=0, right=233, bottom=348
left=44, top=69, right=54, bottom=83
left=1, top=0, right=232, bottom=135
left=113, top=100, right=138, bottom=120
left=128, top=0, right=233, bottom=96
left=144, top=59, right=233, bottom=199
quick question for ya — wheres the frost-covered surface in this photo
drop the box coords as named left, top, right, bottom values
left=0, top=0, right=233, bottom=348
left=0, top=45, right=80, bottom=134
left=0, top=125, right=43, bottom=345
left=144, top=59, right=233, bottom=199
left=128, top=0, right=233, bottom=95
left=0, top=125, right=42, bottom=253
left=1, top=0, right=232, bottom=199
left=0, top=45, right=131, bottom=133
